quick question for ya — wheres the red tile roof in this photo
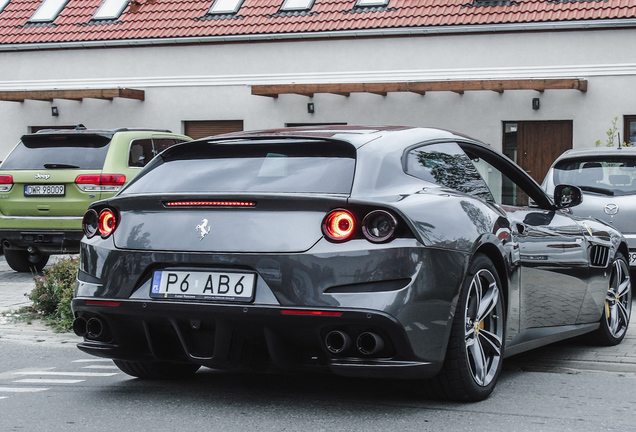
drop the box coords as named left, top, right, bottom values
left=0, top=0, right=635, bottom=46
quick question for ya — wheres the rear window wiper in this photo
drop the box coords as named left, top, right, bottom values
left=43, top=163, right=80, bottom=169
left=578, top=185, right=615, bottom=196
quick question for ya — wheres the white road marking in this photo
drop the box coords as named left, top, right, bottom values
left=13, top=371, right=117, bottom=377
left=0, top=387, right=49, bottom=393
left=82, top=365, right=119, bottom=370
left=72, top=359, right=113, bottom=363
left=14, top=379, right=85, bottom=384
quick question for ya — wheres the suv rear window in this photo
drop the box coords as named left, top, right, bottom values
left=122, top=140, right=356, bottom=194
left=0, top=134, right=111, bottom=170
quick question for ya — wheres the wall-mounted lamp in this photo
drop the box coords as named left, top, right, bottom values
left=307, top=103, right=315, bottom=114
left=532, top=98, right=540, bottom=110
left=51, top=106, right=59, bottom=117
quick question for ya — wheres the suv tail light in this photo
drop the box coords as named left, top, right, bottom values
left=0, top=175, right=13, bottom=192
left=75, top=174, right=126, bottom=192
left=83, top=208, right=118, bottom=239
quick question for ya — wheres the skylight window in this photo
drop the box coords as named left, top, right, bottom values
left=208, top=0, right=244, bottom=14
left=356, top=0, right=389, bottom=6
left=0, top=0, right=11, bottom=14
left=281, top=0, right=314, bottom=11
left=93, top=0, right=129, bottom=20
left=29, top=0, right=69, bottom=22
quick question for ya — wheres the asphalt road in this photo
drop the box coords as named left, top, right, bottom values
left=1, top=257, right=636, bottom=431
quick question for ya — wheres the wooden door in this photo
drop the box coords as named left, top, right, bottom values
left=516, top=121, right=572, bottom=183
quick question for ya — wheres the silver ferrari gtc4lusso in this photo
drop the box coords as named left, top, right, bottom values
left=72, top=126, right=631, bottom=401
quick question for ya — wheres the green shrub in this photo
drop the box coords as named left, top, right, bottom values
left=30, top=256, right=79, bottom=332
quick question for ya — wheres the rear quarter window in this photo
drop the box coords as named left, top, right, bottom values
left=1, top=135, right=111, bottom=170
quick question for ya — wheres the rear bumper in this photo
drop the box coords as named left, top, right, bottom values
left=71, top=298, right=442, bottom=380
left=0, top=229, right=83, bottom=254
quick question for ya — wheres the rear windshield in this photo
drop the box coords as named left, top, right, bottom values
left=552, top=157, right=636, bottom=196
left=122, top=140, right=356, bottom=195
left=0, top=134, right=111, bottom=170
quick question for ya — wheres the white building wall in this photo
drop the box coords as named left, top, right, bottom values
left=0, top=27, right=635, bottom=158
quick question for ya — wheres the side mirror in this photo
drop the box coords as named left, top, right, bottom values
left=553, top=184, right=583, bottom=209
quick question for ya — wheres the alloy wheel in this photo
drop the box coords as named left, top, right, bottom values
left=464, top=268, right=504, bottom=387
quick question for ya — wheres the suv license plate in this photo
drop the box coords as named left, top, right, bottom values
left=151, top=270, right=255, bottom=302
left=24, top=184, right=65, bottom=196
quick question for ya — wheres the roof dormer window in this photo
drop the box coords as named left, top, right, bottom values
left=29, top=0, right=69, bottom=22
left=281, top=0, right=315, bottom=11
left=208, top=0, right=244, bottom=14
left=0, top=0, right=11, bottom=14
left=93, top=0, right=129, bottom=20
left=355, top=0, right=389, bottom=6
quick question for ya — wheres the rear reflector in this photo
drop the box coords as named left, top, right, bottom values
left=281, top=310, right=342, bottom=317
left=85, top=300, right=120, bottom=306
left=165, top=201, right=256, bottom=207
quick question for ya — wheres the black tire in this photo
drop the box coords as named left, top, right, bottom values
left=589, top=252, right=632, bottom=346
left=113, top=359, right=201, bottom=379
left=3, top=247, right=49, bottom=273
left=423, top=254, right=505, bottom=402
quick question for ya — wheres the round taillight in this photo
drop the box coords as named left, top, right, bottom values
left=362, top=210, right=397, bottom=243
left=323, top=210, right=356, bottom=242
left=98, top=209, right=117, bottom=238
left=82, top=209, right=99, bottom=239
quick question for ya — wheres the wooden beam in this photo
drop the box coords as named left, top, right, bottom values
left=0, top=88, right=145, bottom=102
left=252, top=79, right=587, bottom=98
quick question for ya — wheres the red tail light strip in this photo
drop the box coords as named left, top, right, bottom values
left=165, top=201, right=256, bottom=207
left=281, top=310, right=342, bottom=317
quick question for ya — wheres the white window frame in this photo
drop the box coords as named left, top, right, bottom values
left=29, top=0, right=70, bottom=22
left=208, top=0, right=244, bottom=14
left=0, top=0, right=11, bottom=14
left=281, top=0, right=315, bottom=11
left=93, top=0, right=129, bottom=20
left=356, top=0, right=389, bottom=6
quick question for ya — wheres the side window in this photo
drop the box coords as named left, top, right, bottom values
left=128, top=139, right=153, bottom=168
left=153, top=138, right=183, bottom=155
left=470, top=156, right=530, bottom=207
left=405, top=142, right=494, bottom=202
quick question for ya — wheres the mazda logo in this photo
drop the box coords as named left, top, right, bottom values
left=604, top=204, right=619, bottom=215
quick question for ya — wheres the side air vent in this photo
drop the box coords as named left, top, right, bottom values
left=590, top=245, right=610, bottom=267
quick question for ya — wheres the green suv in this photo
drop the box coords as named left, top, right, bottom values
left=0, top=126, right=190, bottom=272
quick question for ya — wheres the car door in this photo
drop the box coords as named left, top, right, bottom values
left=462, top=142, right=590, bottom=330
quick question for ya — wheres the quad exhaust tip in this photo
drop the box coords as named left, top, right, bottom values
left=356, top=332, right=385, bottom=355
left=325, top=330, right=352, bottom=354
left=73, top=316, right=105, bottom=340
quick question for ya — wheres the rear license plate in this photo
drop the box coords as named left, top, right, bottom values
left=151, top=270, right=255, bottom=302
left=24, top=184, right=65, bottom=197
left=630, top=252, right=636, bottom=266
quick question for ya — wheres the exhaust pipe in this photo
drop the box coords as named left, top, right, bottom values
left=73, top=317, right=87, bottom=337
left=2, top=240, right=10, bottom=249
left=356, top=332, right=385, bottom=355
left=86, top=318, right=104, bottom=339
left=325, top=330, right=352, bottom=354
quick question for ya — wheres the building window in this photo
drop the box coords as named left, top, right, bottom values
left=93, top=0, right=129, bottom=20
left=356, top=0, right=389, bottom=6
left=0, top=0, right=10, bottom=14
left=29, top=0, right=69, bottom=22
left=208, top=0, right=244, bottom=14
left=281, top=0, right=314, bottom=11
left=624, top=116, right=636, bottom=145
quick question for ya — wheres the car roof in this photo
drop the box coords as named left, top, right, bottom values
left=22, top=126, right=172, bottom=140
left=554, top=146, right=636, bottom=162
left=201, top=125, right=485, bottom=150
